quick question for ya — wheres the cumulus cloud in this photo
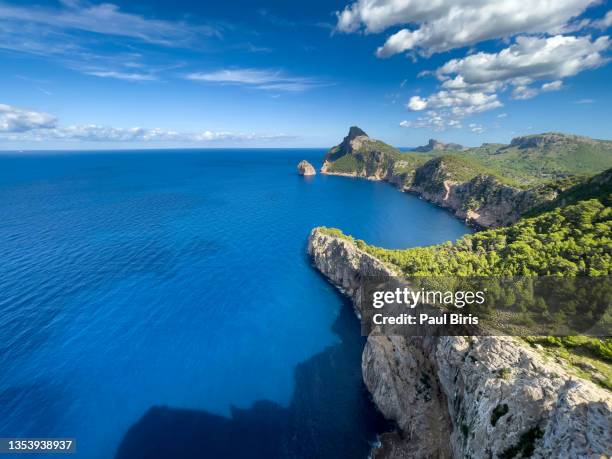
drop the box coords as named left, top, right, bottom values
left=400, top=111, right=462, bottom=131
left=593, top=10, right=612, bottom=29
left=335, top=0, right=596, bottom=56
left=185, top=68, right=328, bottom=92
left=402, top=35, right=608, bottom=129
left=5, top=125, right=294, bottom=143
left=0, top=103, right=294, bottom=144
left=0, top=104, right=57, bottom=133
left=407, top=91, right=502, bottom=116
left=437, top=35, right=609, bottom=92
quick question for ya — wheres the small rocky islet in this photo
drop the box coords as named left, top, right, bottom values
left=297, top=160, right=316, bottom=176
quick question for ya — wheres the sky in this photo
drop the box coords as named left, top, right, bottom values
left=0, top=0, right=611, bottom=150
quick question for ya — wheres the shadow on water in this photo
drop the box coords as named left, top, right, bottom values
left=115, top=281, right=390, bottom=459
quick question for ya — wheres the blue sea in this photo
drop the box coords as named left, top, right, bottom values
left=0, top=150, right=469, bottom=458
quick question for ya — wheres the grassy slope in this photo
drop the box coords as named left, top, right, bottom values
left=458, top=136, right=612, bottom=186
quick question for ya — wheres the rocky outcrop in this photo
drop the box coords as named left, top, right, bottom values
left=297, top=160, right=316, bottom=176
left=320, top=129, right=553, bottom=227
left=409, top=160, right=549, bottom=227
left=308, top=228, right=612, bottom=459
left=320, top=127, right=400, bottom=179
left=413, top=139, right=464, bottom=152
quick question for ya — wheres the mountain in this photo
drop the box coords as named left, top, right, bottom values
left=321, top=126, right=403, bottom=178
left=461, top=132, right=612, bottom=185
left=320, top=127, right=612, bottom=227
left=413, top=138, right=464, bottom=152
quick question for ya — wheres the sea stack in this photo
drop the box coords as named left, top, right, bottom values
left=297, top=160, right=316, bottom=176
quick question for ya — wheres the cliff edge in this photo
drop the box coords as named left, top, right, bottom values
left=308, top=228, right=612, bottom=459
left=320, top=127, right=612, bottom=227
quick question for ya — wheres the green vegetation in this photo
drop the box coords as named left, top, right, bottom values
left=458, top=133, right=612, bottom=187
left=490, top=404, right=509, bottom=426
left=524, top=336, right=612, bottom=390
left=334, top=199, right=611, bottom=277
left=325, top=130, right=612, bottom=189
left=317, top=196, right=612, bottom=389
left=499, top=426, right=544, bottom=459
left=326, top=153, right=361, bottom=173
left=525, top=168, right=612, bottom=217
left=326, top=138, right=401, bottom=175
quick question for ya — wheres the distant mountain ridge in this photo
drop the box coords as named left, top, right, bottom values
left=320, top=127, right=612, bottom=227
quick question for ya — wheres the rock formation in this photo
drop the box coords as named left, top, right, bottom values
left=308, top=228, right=612, bottom=459
left=413, top=139, right=464, bottom=152
left=297, top=160, right=316, bottom=176
left=319, top=128, right=556, bottom=227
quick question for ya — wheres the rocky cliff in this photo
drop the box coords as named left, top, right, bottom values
left=297, top=160, right=316, bottom=176
left=320, top=128, right=557, bottom=227
left=413, top=138, right=464, bottom=152
left=308, top=228, right=612, bottom=459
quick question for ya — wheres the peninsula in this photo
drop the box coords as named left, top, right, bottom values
left=310, top=127, right=612, bottom=458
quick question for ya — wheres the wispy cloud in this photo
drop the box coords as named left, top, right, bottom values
left=0, top=0, right=223, bottom=82
left=575, top=98, right=595, bottom=104
left=82, top=70, right=158, bottom=82
left=185, top=68, right=329, bottom=92
left=0, top=0, right=220, bottom=47
left=257, top=9, right=296, bottom=28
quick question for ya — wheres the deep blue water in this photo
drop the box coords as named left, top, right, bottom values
left=0, top=150, right=468, bottom=458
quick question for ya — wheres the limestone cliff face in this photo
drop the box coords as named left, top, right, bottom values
left=308, top=228, right=612, bottom=459
left=320, top=128, right=557, bottom=228
left=297, top=160, right=316, bottom=176
left=320, top=127, right=400, bottom=181
left=410, top=160, right=549, bottom=227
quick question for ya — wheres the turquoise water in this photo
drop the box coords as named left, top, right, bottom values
left=0, top=150, right=469, bottom=458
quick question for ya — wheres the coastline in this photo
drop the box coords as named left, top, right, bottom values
left=320, top=168, right=487, bottom=231
left=307, top=227, right=612, bottom=458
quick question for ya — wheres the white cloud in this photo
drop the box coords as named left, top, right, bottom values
left=0, top=104, right=57, bottom=133
left=407, top=91, right=502, bottom=116
left=84, top=70, right=157, bottom=81
left=5, top=125, right=294, bottom=143
left=437, top=35, right=609, bottom=91
left=497, top=113, right=508, bottom=118
left=574, top=98, right=595, bottom=103
left=593, top=10, right=612, bottom=29
left=511, top=85, right=539, bottom=100
left=468, top=123, right=484, bottom=134
left=185, top=68, right=327, bottom=92
left=406, top=34, right=608, bottom=126
left=0, top=1, right=219, bottom=47
left=541, top=80, right=564, bottom=92
left=400, top=111, right=462, bottom=131
left=335, top=0, right=596, bottom=56
left=0, top=103, right=294, bottom=144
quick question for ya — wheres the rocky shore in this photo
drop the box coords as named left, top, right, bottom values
left=320, top=127, right=571, bottom=228
left=308, top=228, right=612, bottom=458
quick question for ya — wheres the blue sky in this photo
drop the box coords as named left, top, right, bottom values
left=0, top=0, right=610, bottom=149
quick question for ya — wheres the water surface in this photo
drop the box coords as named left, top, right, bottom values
left=0, top=150, right=469, bottom=458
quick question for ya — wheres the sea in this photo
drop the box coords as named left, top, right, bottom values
left=0, top=149, right=469, bottom=458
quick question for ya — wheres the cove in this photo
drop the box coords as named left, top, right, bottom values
left=0, top=149, right=469, bottom=458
